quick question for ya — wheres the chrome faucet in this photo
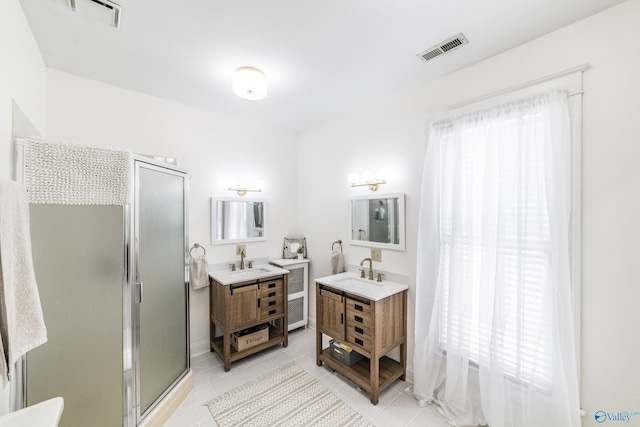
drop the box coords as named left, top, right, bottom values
left=360, top=257, right=374, bottom=280
left=240, top=249, right=246, bottom=270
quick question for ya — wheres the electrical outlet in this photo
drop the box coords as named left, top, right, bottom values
left=371, top=248, right=382, bottom=262
left=236, top=244, right=246, bottom=255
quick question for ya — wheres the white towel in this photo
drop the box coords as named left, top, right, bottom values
left=331, top=250, right=345, bottom=274
left=189, top=255, right=209, bottom=290
left=0, top=180, right=47, bottom=384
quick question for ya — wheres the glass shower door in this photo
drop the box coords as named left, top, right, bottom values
left=135, top=161, right=188, bottom=419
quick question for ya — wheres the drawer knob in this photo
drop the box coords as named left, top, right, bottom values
left=354, top=315, right=363, bottom=323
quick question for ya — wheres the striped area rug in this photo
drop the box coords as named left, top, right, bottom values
left=206, top=361, right=373, bottom=427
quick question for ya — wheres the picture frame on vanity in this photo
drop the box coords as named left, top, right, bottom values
left=283, top=236, right=307, bottom=259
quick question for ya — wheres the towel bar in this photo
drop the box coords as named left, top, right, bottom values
left=189, top=243, right=206, bottom=258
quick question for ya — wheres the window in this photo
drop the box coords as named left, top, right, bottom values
left=414, top=71, right=583, bottom=427
left=436, top=106, right=558, bottom=385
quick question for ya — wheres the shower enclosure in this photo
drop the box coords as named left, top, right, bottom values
left=15, top=142, right=190, bottom=426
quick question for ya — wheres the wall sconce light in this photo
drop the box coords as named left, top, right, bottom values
left=347, top=169, right=388, bottom=191
left=225, top=178, right=265, bottom=196
left=232, top=67, right=268, bottom=100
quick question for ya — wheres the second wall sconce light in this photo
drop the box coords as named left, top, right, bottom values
left=225, top=178, right=265, bottom=196
left=347, top=169, right=388, bottom=191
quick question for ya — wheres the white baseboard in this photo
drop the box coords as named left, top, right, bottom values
left=406, top=366, right=414, bottom=384
left=190, top=339, right=210, bottom=358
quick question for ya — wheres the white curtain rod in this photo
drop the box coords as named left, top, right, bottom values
left=436, top=63, right=590, bottom=113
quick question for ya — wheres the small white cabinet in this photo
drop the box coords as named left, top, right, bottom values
left=270, top=258, right=310, bottom=331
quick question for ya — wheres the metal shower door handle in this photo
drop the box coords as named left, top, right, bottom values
left=135, top=282, right=143, bottom=303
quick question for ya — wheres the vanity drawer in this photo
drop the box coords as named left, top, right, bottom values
left=346, top=328, right=372, bottom=352
left=346, top=302, right=372, bottom=329
left=260, top=295, right=284, bottom=319
left=345, top=317, right=372, bottom=336
left=345, top=298, right=372, bottom=352
left=346, top=309, right=372, bottom=343
left=345, top=298, right=372, bottom=316
left=260, top=279, right=284, bottom=298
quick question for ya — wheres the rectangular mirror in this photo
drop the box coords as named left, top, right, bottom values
left=350, top=192, right=405, bottom=251
left=211, top=197, right=266, bottom=244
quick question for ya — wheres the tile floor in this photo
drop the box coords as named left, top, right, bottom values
left=164, top=327, right=449, bottom=427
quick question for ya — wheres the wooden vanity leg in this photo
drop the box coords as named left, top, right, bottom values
left=283, top=321, right=288, bottom=348
left=210, top=323, right=214, bottom=352
left=222, top=332, right=231, bottom=372
left=370, top=357, right=380, bottom=405
left=400, top=340, right=407, bottom=381
left=316, top=330, right=323, bottom=366
left=316, top=284, right=323, bottom=366
left=400, top=290, right=408, bottom=381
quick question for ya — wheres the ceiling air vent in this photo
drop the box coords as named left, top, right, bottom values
left=68, top=0, right=121, bottom=28
left=416, top=33, right=468, bottom=63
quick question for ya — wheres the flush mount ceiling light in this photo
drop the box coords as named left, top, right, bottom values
left=232, top=67, right=268, bottom=100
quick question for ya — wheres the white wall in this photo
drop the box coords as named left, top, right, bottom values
left=0, top=0, right=46, bottom=179
left=0, top=0, right=46, bottom=415
left=44, top=68, right=300, bottom=355
left=298, top=1, right=640, bottom=425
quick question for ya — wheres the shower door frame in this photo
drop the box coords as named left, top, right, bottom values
left=125, top=157, right=190, bottom=426
left=13, top=142, right=191, bottom=426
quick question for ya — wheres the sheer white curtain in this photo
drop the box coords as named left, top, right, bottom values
left=223, top=201, right=252, bottom=239
left=414, top=90, right=580, bottom=427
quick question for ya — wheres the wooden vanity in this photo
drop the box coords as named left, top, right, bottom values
left=209, top=266, right=289, bottom=371
left=315, top=273, right=408, bottom=405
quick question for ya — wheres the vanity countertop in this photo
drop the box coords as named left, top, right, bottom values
left=314, top=272, right=408, bottom=301
left=270, top=258, right=310, bottom=267
left=209, top=264, right=289, bottom=285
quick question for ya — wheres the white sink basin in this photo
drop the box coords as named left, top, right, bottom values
left=0, top=397, right=64, bottom=427
left=209, top=264, right=289, bottom=285
left=315, top=272, right=408, bottom=301
left=227, top=267, right=270, bottom=278
left=334, top=276, right=383, bottom=287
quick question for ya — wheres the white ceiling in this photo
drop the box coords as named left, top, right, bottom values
left=20, top=0, right=625, bottom=133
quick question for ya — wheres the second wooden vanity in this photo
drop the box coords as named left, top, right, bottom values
left=315, top=272, right=408, bottom=405
left=209, top=266, right=289, bottom=371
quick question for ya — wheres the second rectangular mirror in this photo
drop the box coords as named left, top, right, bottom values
left=211, top=198, right=266, bottom=244
left=350, top=192, right=405, bottom=251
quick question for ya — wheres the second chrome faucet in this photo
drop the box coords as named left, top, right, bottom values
left=360, top=257, right=374, bottom=280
